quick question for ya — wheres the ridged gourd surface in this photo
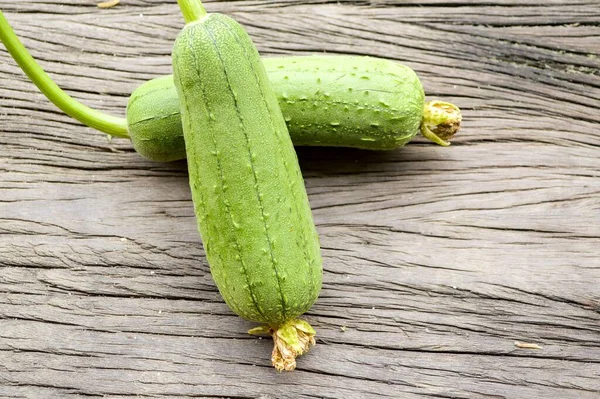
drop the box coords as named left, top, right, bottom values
left=172, top=14, right=322, bottom=326
left=127, top=56, right=425, bottom=162
left=270, top=56, right=425, bottom=149
left=127, top=76, right=185, bottom=162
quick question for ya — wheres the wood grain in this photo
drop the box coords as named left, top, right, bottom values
left=0, top=1, right=599, bottom=398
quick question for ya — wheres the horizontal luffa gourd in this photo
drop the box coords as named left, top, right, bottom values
left=0, top=10, right=461, bottom=162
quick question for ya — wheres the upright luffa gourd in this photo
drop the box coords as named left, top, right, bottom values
left=172, top=0, right=322, bottom=371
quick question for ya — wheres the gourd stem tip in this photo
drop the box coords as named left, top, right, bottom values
left=249, top=319, right=316, bottom=371
left=421, top=101, right=462, bottom=146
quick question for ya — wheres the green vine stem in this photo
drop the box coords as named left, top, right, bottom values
left=177, top=0, right=208, bottom=24
left=0, top=10, right=129, bottom=138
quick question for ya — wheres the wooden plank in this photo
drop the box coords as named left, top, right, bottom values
left=0, top=0, right=599, bottom=398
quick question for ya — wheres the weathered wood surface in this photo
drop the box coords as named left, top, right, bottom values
left=0, top=0, right=599, bottom=398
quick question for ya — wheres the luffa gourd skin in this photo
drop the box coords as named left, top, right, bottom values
left=128, top=57, right=461, bottom=161
left=0, top=10, right=461, bottom=162
left=172, top=0, right=322, bottom=371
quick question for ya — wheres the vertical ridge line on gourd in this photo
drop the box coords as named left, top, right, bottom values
left=217, top=18, right=318, bottom=307
left=203, top=21, right=288, bottom=323
left=176, top=61, right=248, bottom=320
left=183, top=27, right=264, bottom=322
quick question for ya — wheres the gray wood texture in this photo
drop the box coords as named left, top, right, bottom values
left=1, top=1, right=599, bottom=398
